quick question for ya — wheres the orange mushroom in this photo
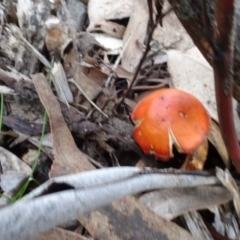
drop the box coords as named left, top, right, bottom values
left=131, top=89, right=211, bottom=161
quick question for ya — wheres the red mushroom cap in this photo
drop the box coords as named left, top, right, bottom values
left=131, top=89, right=210, bottom=161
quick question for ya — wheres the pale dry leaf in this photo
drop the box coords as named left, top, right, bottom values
left=210, top=206, right=239, bottom=239
left=139, top=186, right=231, bottom=220
left=90, top=33, right=123, bottom=54
left=1, top=171, right=28, bottom=193
left=0, top=146, right=31, bottom=202
left=167, top=47, right=240, bottom=141
left=0, top=85, right=15, bottom=94
left=90, top=21, right=125, bottom=39
left=0, top=146, right=31, bottom=174
left=225, top=217, right=240, bottom=239
left=216, top=168, right=240, bottom=218
left=122, top=0, right=148, bottom=73
left=32, top=73, right=94, bottom=177
left=142, top=52, right=168, bottom=68
left=87, top=0, right=133, bottom=31
left=209, top=206, right=225, bottom=236
left=184, top=211, right=214, bottom=240
left=153, top=0, right=194, bottom=51
left=17, top=0, right=32, bottom=30
left=51, top=62, right=73, bottom=104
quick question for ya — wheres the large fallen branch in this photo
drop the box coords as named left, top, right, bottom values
left=0, top=167, right=220, bottom=240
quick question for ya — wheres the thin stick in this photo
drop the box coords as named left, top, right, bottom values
left=68, top=78, right=108, bottom=119
left=118, top=2, right=174, bottom=106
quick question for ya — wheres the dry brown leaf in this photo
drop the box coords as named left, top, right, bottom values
left=31, top=227, right=88, bottom=240
left=100, top=64, right=134, bottom=79
left=32, top=73, right=94, bottom=177
left=135, top=159, right=148, bottom=167
left=82, top=57, right=135, bottom=82
left=181, top=139, right=208, bottom=171
left=45, top=17, right=70, bottom=52
left=139, top=186, right=232, bottom=220
left=82, top=67, right=107, bottom=86
left=122, top=0, right=148, bottom=73
left=63, top=48, right=102, bottom=110
left=79, top=196, right=200, bottom=240
left=81, top=57, right=108, bottom=86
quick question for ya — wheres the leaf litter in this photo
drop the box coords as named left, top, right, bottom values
left=0, top=0, right=239, bottom=239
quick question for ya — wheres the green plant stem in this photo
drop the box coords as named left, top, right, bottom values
left=11, top=110, right=47, bottom=202
left=31, top=110, right=48, bottom=177
left=11, top=62, right=54, bottom=202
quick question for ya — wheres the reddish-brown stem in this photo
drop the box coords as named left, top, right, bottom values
left=167, top=0, right=240, bottom=172
left=213, top=0, right=240, bottom=172
left=213, top=55, right=240, bottom=172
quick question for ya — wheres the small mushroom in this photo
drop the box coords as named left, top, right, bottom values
left=131, top=89, right=211, bottom=161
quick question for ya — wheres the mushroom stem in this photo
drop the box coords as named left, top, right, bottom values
left=213, top=0, right=240, bottom=172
